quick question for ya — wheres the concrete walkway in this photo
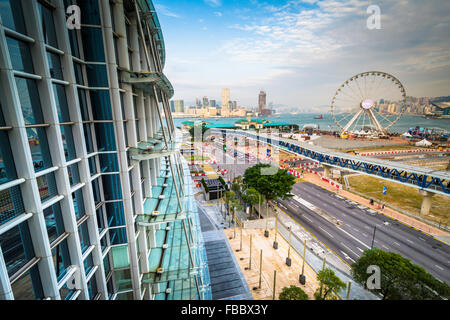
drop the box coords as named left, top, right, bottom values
left=197, top=201, right=253, bottom=300
left=224, top=228, right=320, bottom=300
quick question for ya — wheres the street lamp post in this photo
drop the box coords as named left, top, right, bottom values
left=273, top=210, right=279, bottom=250
left=371, top=226, right=377, bottom=249
left=299, top=239, right=306, bottom=285
left=286, top=226, right=292, bottom=266
left=264, top=198, right=269, bottom=238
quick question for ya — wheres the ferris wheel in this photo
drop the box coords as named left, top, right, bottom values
left=330, top=71, right=407, bottom=136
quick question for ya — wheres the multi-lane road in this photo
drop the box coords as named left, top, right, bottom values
left=207, top=141, right=450, bottom=284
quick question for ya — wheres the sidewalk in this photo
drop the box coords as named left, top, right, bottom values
left=224, top=227, right=320, bottom=300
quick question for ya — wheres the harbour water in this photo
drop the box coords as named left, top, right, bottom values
left=174, top=113, right=450, bottom=134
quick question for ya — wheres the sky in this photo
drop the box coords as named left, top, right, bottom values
left=154, top=0, right=450, bottom=112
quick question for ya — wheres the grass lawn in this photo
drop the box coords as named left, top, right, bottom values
left=347, top=175, right=450, bottom=225
left=183, top=155, right=210, bottom=161
left=340, top=144, right=422, bottom=153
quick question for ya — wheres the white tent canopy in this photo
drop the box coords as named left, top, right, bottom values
left=415, top=139, right=432, bottom=147
left=402, top=132, right=412, bottom=137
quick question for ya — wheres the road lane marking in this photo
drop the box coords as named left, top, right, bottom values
left=435, top=265, right=444, bottom=271
left=340, top=250, right=356, bottom=263
left=340, top=243, right=359, bottom=256
left=419, top=237, right=426, bottom=241
left=393, top=241, right=401, bottom=247
left=382, top=245, right=389, bottom=250
left=338, top=227, right=370, bottom=249
left=356, top=247, right=364, bottom=253
left=303, top=215, right=313, bottom=223
left=319, top=227, right=334, bottom=239
left=406, top=239, right=413, bottom=244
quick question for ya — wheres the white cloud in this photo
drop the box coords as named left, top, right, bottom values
left=214, top=11, right=223, bottom=17
left=155, top=4, right=180, bottom=18
left=165, top=0, right=450, bottom=107
left=204, top=0, right=222, bottom=8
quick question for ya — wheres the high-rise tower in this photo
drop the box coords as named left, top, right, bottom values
left=258, top=91, right=267, bottom=115
left=221, top=88, right=230, bottom=113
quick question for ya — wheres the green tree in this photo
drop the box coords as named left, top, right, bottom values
left=241, top=187, right=263, bottom=219
left=351, top=248, right=450, bottom=300
left=189, top=125, right=208, bottom=142
left=243, top=164, right=295, bottom=202
left=279, top=285, right=309, bottom=300
left=223, top=191, right=236, bottom=217
left=229, top=199, right=243, bottom=215
left=314, top=268, right=346, bottom=300
left=231, top=176, right=245, bottom=196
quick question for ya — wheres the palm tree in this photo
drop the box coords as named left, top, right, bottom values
left=242, top=187, right=263, bottom=219
left=223, top=191, right=236, bottom=218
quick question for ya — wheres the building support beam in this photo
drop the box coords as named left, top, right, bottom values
left=323, top=164, right=332, bottom=179
left=419, top=190, right=434, bottom=216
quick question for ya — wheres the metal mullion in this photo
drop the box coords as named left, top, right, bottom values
left=181, top=220, right=201, bottom=300
left=9, top=257, right=41, bottom=285
left=49, top=232, right=70, bottom=250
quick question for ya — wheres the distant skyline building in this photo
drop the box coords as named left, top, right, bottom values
left=232, top=101, right=237, bottom=111
left=173, top=100, right=185, bottom=113
left=258, top=91, right=267, bottom=115
left=221, top=88, right=230, bottom=112
left=202, top=96, right=209, bottom=109
left=210, top=100, right=216, bottom=108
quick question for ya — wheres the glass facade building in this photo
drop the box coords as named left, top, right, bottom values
left=0, top=0, right=210, bottom=300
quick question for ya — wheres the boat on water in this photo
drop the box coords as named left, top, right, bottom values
left=314, top=114, right=323, bottom=119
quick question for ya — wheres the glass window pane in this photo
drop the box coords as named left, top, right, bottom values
left=88, top=156, right=97, bottom=175
left=96, top=206, right=105, bottom=232
left=81, top=27, right=105, bottom=62
left=91, top=178, right=101, bottom=205
left=86, top=64, right=108, bottom=87
left=0, top=0, right=26, bottom=33
left=26, top=127, right=53, bottom=172
left=78, top=221, right=90, bottom=253
left=105, top=202, right=125, bottom=227
left=60, top=125, right=76, bottom=161
left=11, top=264, right=44, bottom=300
left=0, top=185, right=25, bottom=226
left=43, top=201, right=65, bottom=244
left=0, top=221, right=35, bottom=277
left=6, top=37, right=34, bottom=73
left=47, top=52, right=63, bottom=80
left=74, top=62, right=84, bottom=85
left=15, top=78, right=44, bottom=125
left=68, top=29, right=80, bottom=58
left=72, top=188, right=85, bottom=220
left=94, top=123, right=116, bottom=151
left=84, top=123, right=94, bottom=154
left=37, top=171, right=58, bottom=202
left=90, top=90, right=113, bottom=120
left=53, top=84, right=70, bottom=122
left=37, top=3, right=58, bottom=48
left=51, top=238, right=71, bottom=281
left=99, top=153, right=119, bottom=173
left=87, top=273, right=98, bottom=299
left=102, top=174, right=122, bottom=201
left=78, top=89, right=90, bottom=121
left=84, top=252, right=94, bottom=275
left=67, top=162, right=80, bottom=186
left=0, top=127, right=18, bottom=184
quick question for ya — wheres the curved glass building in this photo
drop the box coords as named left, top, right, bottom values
left=0, top=0, right=211, bottom=300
